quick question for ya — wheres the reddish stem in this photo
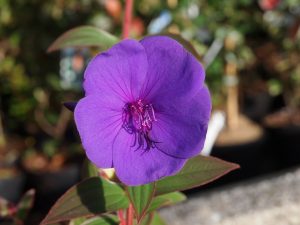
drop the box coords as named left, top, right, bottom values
left=126, top=204, right=134, bottom=225
left=122, top=0, right=134, bottom=39
left=118, top=210, right=126, bottom=225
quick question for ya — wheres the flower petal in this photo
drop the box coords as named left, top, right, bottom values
left=83, top=39, right=148, bottom=101
left=139, top=36, right=205, bottom=102
left=74, top=94, right=124, bottom=168
left=150, top=87, right=211, bottom=159
left=113, top=129, right=186, bottom=186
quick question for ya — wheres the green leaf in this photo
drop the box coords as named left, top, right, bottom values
left=15, top=189, right=35, bottom=222
left=82, top=160, right=99, bottom=178
left=139, top=214, right=153, bottom=225
left=150, top=213, right=167, bottom=225
left=41, top=177, right=129, bottom=225
left=147, top=192, right=186, bottom=213
left=80, top=215, right=119, bottom=225
left=69, top=217, right=86, bottom=225
left=126, top=182, right=156, bottom=223
left=156, top=155, right=239, bottom=195
left=140, top=213, right=167, bottom=225
left=69, top=215, right=118, bottom=225
left=47, top=26, right=119, bottom=52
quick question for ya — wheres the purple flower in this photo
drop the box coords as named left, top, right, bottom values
left=74, top=36, right=211, bottom=186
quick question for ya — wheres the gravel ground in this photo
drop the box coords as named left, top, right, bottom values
left=160, top=167, right=300, bottom=225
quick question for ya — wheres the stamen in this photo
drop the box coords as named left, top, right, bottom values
left=122, top=100, right=158, bottom=150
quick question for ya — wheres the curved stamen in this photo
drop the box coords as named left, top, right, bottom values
left=122, top=100, right=158, bottom=150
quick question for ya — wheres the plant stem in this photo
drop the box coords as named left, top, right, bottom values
left=118, top=210, right=126, bottom=225
left=122, top=0, right=134, bottom=39
left=126, top=203, right=134, bottom=225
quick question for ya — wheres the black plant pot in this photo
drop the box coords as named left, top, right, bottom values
left=210, top=133, right=269, bottom=183
left=243, top=93, right=285, bottom=123
left=0, top=172, right=25, bottom=203
left=184, top=133, right=269, bottom=195
left=265, top=125, right=300, bottom=168
left=243, top=92, right=273, bottom=122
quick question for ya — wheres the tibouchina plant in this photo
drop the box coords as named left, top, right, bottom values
left=41, top=2, right=239, bottom=225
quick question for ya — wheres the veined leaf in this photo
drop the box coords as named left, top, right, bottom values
left=156, top=155, right=239, bottom=195
left=41, top=177, right=129, bottom=224
left=126, top=182, right=156, bottom=223
left=140, top=212, right=167, bottom=225
left=147, top=192, right=186, bottom=213
left=150, top=213, right=167, bottom=225
left=47, top=26, right=119, bottom=52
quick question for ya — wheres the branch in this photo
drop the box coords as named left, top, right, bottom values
left=122, top=0, right=134, bottom=39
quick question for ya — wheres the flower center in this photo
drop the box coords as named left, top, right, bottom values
left=122, top=99, right=158, bottom=150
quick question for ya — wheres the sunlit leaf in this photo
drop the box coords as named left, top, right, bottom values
left=140, top=212, right=167, bottom=225
left=69, top=217, right=86, bottom=225
left=150, top=213, right=167, bottom=225
left=47, top=26, right=119, bottom=52
left=41, top=177, right=129, bottom=224
left=80, top=215, right=119, bottom=225
left=156, top=155, right=239, bottom=195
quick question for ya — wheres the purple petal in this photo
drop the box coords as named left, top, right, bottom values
left=139, top=36, right=205, bottom=103
left=74, top=94, right=124, bottom=168
left=83, top=39, right=148, bottom=102
left=113, top=129, right=187, bottom=186
left=150, top=87, right=212, bottom=159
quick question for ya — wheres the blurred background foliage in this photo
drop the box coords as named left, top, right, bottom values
left=1, top=0, right=300, bottom=173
